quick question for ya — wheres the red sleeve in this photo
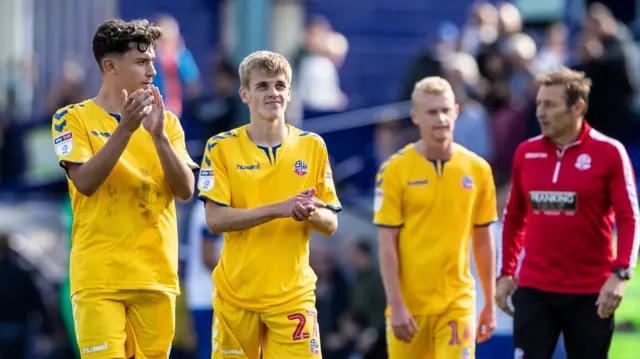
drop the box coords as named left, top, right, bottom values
left=500, top=144, right=528, bottom=277
left=607, top=143, right=640, bottom=269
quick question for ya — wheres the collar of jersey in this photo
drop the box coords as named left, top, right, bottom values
left=542, top=120, right=591, bottom=149
left=88, top=99, right=122, bottom=123
left=241, top=123, right=293, bottom=149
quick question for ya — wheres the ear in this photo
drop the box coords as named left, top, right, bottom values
left=239, top=87, right=249, bottom=104
left=410, top=108, right=419, bottom=126
left=102, top=58, right=117, bottom=75
left=454, top=103, right=460, bottom=117
left=574, top=98, right=586, bottom=115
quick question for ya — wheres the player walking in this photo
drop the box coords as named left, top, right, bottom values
left=374, top=76, right=498, bottom=358
left=197, top=50, right=341, bottom=359
left=51, top=19, right=197, bottom=359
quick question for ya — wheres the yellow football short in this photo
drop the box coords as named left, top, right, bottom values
left=386, top=307, right=476, bottom=359
left=72, top=289, right=176, bottom=359
left=212, top=292, right=321, bottom=359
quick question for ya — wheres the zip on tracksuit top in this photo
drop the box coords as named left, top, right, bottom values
left=501, top=121, right=640, bottom=293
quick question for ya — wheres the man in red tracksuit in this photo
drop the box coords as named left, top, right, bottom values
left=496, top=67, right=640, bottom=359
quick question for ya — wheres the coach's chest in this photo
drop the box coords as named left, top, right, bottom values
left=521, top=147, right=608, bottom=212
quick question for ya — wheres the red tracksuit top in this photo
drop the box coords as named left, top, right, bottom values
left=501, top=122, right=640, bottom=293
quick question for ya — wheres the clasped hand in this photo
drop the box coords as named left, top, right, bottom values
left=276, top=188, right=325, bottom=221
left=118, top=85, right=166, bottom=137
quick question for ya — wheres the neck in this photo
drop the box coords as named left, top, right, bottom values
left=552, top=119, right=583, bottom=146
left=93, top=84, right=123, bottom=114
left=418, top=139, right=454, bottom=160
left=247, top=116, right=287, bottom=147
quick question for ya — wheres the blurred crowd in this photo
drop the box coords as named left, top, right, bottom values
left=1, top=1, right=640, bottom=359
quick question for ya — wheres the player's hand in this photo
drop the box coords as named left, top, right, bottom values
left=495, top=275, right=517, bottom=317
left=596, top=273, right=626, bottom=318
left=390, top=303, right=418, bottom=343
left=119, top=88, right=154, bottom=134
left=273, top=188, right=325, bottom=219
left=476, top=304, right=496, bottom=343
left=142, top=85, right=166, bottom=138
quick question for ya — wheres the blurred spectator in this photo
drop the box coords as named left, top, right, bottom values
left=575, top=3, right=637, bottom=143
left=186, top=202, right=222, bottom=359
left=45, top=58, right=86, bottom=115
left=504, top=33, right=537, bottom=108
left=343, top=239, right=386, bottom=359
left=0, top=233, right=54, bottom=359
left=154, top=14, right=201, bottom=117
left=310, top=242, right=349, bottom=354
left=188, top=57, right=239, bottom=140
left=296, top=20, right=349, bottom=115
left=399, top=22, right=459, bottom=101
left=444, top=52, right=494, bottom=161
left=532, top=23, right=569, bottom=76
left=5, top=56, right=37, bottom=120
left=459, top=1, right=499, bottom=57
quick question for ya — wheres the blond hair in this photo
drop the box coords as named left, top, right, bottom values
left=411, top=76, right=454, bottom=102
left=536, top=67, right=592, bottom=112
left=238, top=51, right=292, bottom=89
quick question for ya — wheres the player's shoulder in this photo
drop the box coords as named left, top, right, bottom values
left=52, top=100, right=92, bottom=122
left=293, top=126, right=327, bottom=150
left=204, top=126, right=243, bottom=153
left=511, top=135, right=546, bottom=160
left=379, top=144, right=414, bottom=173
left=456, top=144, right=491, bottom=166
left=586, top=128, right=628, bottom=159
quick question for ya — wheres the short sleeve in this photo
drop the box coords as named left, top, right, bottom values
left=474, top=162, right=498, bottom=226
left=316, top=145, right=342, bottom=212
left=197, top=137, right=231, bottom=207
left=51, top=106, right=92, bottom=169
left=167, top=111, right=198, bottom=170
left=373, top=162, right=404, bottom=227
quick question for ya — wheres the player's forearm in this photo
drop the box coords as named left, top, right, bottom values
left=613, top=217, right=637, bottom=268
left=378, top=230, right=404, bottom=307
left=473, top=227, right=497, bottom=302
left=70, top=127, right=132, bottom=196
left=206, top=204, right=280, bottom=234
left=307, top=208, right=338, bottom=236
left=152, top=133, right=195, bottom=201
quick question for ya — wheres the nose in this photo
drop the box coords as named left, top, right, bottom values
left=147, top=63, right=157, bottom=78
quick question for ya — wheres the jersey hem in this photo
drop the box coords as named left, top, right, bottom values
left=70, top=283, right=180, bottom=298
left=374, top=222, right=403, bottom=228
left=517, top=282, right=603, bottom=295
left=474, top=220, right=496, bottom=227
left=198, top=195, right=229, bottom=207
left=326, top=205, right=342, bottom=213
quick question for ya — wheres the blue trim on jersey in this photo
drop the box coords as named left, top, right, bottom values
left=271, top=144, right=281, bottom=164
left=326, top=205, right=343, bottom=213
left=374, top=223, right=404, bottom=228
left=108, top=112, right=121, bottom=123
left=257, top=145, right=272, bottom=164
left=198, top=196, right=229, bottom=207
left=474, top=221, right=495, bottom=228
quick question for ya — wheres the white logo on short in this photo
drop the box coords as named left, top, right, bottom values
left=82, top=343, right=108, bottom=354
left=514, top=348, right=524, bottom=359
left=373, top=188, right=384, bottom=212
left=54, top=131, right=74, bottom=156
left=222, top=349, right=244, bottom=356
left=198, top=168, right=215, bottom=191
left=575, top=153, right=591, bottom=170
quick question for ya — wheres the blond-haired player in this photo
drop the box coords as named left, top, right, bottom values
left=197, top=50, right=341, bottom=358
left=374, top=76, right=498, bottom=358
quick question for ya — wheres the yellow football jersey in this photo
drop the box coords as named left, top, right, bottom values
left=51, top=99, right=198, bottom=296
left=198, top=125, right=341, bottom=312
left=374, top=143, right=497, bottom=315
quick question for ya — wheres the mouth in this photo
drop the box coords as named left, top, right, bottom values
left=433, top=126, right=450, bottom=131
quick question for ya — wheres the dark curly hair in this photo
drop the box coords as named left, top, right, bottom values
left=92, top=19, right=162, bottom=71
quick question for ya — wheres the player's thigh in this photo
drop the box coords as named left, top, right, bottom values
left=126, top=291, right=176, bottom=359
left=386, top=314, right=433, bottom=359
left=512, top=287, right=562, bottom=359
left=72, top=290, right=128, bottom=359
left=433, top=308, right=475, bottom=359
left=212, top=292, right=262, bottom=359
left=261, top=301, right=322, bottom=359
left=561, top=293, right=613, bottom=359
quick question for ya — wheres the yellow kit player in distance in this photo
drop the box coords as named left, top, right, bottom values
left=374, top=77, right=498, bottom=358
left=51, top=19, right=197, bottom=359
left=198, top=51, right=341, bottom=359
